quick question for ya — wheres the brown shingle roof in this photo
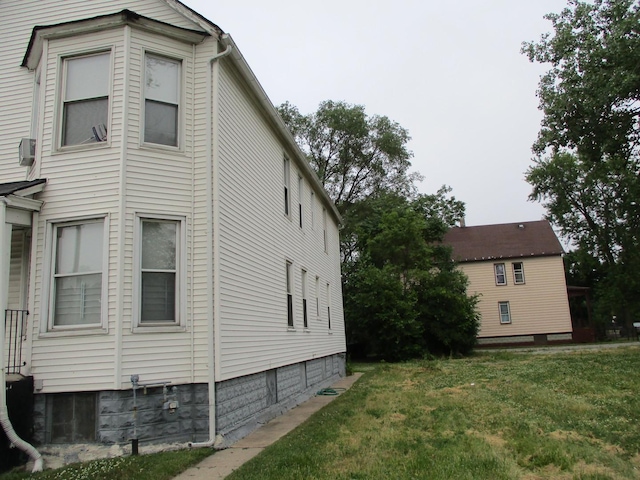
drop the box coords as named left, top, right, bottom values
left=443, top=220, right=564, bottom=262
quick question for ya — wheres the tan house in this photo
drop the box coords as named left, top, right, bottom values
left=443, top=220, right=573, bottom=346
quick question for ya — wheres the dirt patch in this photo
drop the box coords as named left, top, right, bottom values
left=466, top=429, right=506, bottom=449
left=389, top=413, right=406, bottom=422
left=521, top=465, right=572, bottom=479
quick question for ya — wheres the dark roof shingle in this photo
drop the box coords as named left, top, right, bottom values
left=0, top=179, right=47, bottom=196
left=443, top=220, right=564, bottom=262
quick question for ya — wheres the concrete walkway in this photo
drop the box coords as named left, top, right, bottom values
left=173, top=373, right=363, bottom=480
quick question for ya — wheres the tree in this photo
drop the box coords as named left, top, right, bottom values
left=523, top=0, right=640, bottom=329
left=277, top=100, right=421, bottom=213
left=343, top=193, right=479, bottom=360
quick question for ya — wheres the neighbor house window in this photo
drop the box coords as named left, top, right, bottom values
left=138, top=217, right=182, bottom=325
left=50, top=219, right=105, bottom=328
left=498, top=301, right=512, bottom=324
left=286, top=261, right=293, bottom=327
left=494, top=263, right=506, bottom=285
left=283, top=158, right=291, bottom=217
left=144, top=54, right=180, bottom=146
left=301, top=269, right=308, bottom=328
left=47, top=392, right=97, bottom=443
left=512, top=262, right=525, bottom=284
left=61, top=52, right=110, bottom=146
left=298, top=175, right=303, bottom=228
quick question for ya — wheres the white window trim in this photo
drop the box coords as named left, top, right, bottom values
left=499, top=301, right=512, bottom=324
left=494, top=263, right=507, bottom=286
left=301, top=268, right=309, bottom=330
left=133, top=213, right=187, bottom=332
left=286, top=259, right=295, bottom=330
left=55, top=48, right=113, bottom=152
left=283, top=157, right=291, bottom=219
left=140, top=50, right=184, bottom=151
left=298, top=175, right=304, bottom=229
left=41, top=215, right=109, bottom=336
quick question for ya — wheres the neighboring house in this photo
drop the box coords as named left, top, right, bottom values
left=443, top=220, right=573, bottom=346
left=0, top=0, right=346, bottom=459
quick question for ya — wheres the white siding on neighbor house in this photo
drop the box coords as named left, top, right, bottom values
left=1, top=0, right=204, bottom=183
left=461, top=255, right=572, bottom=338
left=215, top=61, right=345, bottom=381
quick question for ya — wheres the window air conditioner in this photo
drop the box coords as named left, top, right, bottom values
left=19, top=138, right=36, bottom=167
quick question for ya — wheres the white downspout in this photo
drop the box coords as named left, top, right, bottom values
left=188, top=38, right=232, bottom=449
left=0, top=199, right=43, bottom=472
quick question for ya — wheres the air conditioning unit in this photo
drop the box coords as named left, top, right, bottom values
left=19, top=138, right=36, bottom=167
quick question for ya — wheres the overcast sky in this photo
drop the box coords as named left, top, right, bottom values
left=184, top=0, right=569, bottom=227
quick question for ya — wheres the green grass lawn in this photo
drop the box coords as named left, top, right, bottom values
left=2, top=346, right=639, bottom=480
left=228, top=347, right=640, bottom=479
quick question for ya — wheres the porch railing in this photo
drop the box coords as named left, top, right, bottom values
left=4, top=309, right=28, bottom=375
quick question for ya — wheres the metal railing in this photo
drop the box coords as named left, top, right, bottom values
left=5, top=309, right=28, bottom=375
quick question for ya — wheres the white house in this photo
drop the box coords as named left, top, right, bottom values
left=0, top=0, right=346, bottom=462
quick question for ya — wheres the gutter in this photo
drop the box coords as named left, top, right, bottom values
left=187, top=38, right=232, bottom=449
left=0, top=199, right=43, bottom=472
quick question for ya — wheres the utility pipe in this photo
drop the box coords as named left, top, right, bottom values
left=188, top=38, right=232, bottom=449
left=0, top=199, right=43, bottom=472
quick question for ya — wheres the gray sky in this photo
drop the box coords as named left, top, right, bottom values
left=184, top=0, right=569, bottom=227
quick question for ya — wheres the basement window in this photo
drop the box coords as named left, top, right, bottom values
left=47, top=392, right=97, bottom=443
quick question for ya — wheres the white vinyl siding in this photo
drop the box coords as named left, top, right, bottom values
left=460, top=256, right=572, bottom=339
left=216, top=61, right=345, bottom=381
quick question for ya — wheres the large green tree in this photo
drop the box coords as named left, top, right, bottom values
left=523, top=0, right=640, bottom=329
left=277, top=100, right=421, bottom=213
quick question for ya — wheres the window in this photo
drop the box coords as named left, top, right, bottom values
left=47, top=393, right=97, bottom=443
left=283, top=158, right=291, bottom=216
left=326, top=283, right=332, bottom=330
left=315, top=275, right=320, bottom=317
left=138, top=218, right=181, bottom=325
left=50, top=219, right=104, bottom=328
left=512, top=262, right=525, bottom=284
left=498, top=301, right=512, bottom=324
left=144, top=54, right=180, bottom=146
left=61, top=52, right=110, bottom=146
left=310, top=191, right=316, bottom=229
left=322, top=208, right=328, bottom=253
left=298, top=175, right=303, bottom=228
left=494, top=263, right=506, bottom=285
left=286, top=261, right=293, bottom=327
left=302, top=269, right=308, bottom=328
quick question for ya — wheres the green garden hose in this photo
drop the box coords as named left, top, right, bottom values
left=316, top=387, right=346, bottom=396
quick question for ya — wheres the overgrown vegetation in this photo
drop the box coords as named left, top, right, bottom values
left=0, top=448, right=213, bottom=480
left=277, top=101, right=479, bottom=359
left=228, top=347, right=640, bottom=479
left=523, top=0, right=640, bottom=333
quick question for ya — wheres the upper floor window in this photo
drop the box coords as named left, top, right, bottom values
left=512, top=262, right=525, bottom=284
left=61, top=52, right=110, bottom=146
left=283, top=158, right=291, bottom=217
left=50, top=218, right=105, bottom=329
left=144, top=54, right=180, bottom=146
left=494, top=263, right=506, bottom=285
left=322, top=208, right=328, bottom=253
left=286, top=261, right=293, bottom=327
left=298, top=175, right=304, bottom=229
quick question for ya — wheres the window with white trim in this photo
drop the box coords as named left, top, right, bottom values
left=283, top=158, right=291, bottom=217
left=315, top=275, right=320, bottom=317
left=494, top=263, right=506, bottom=285
left=498, top=301, right=512, bottom=324
left=512, top=262, right=525, bottom=284
left=137, top=217, right=182, bottom=325
left=322, top=208, right=328, bottom=253
left=298, top=175, right=303, bottom=228
left=286, top=261, right=293, bottom=327
left=144, top=54, right=180, bottom=146
left=310, top=191, right=316, bottom=229
left=326, top=282, right=332, bottom=330
left=302, top=269, right=308, bottom=328
left=61, top=52, right=110, bottom=146
left=50, top=219, right=105, bottom=328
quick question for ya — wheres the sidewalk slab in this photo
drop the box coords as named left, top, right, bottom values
left=173, top=373, right=362, bottom=480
